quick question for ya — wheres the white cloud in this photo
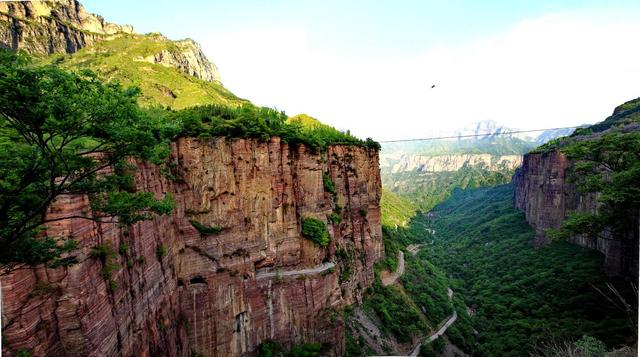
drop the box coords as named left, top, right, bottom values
left=200, top=10, right=640, bottom=141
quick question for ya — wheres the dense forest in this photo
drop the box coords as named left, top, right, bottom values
left=427, top=184, right=637, bottom=356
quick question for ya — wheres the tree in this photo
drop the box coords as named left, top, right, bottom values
left=0, top=49, right=174, bottom=265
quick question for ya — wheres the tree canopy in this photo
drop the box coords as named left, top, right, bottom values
left=0, top=49, right=174, bottom=265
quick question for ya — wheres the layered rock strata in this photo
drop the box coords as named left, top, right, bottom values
left=514, top=150, right=639, bottom=277
left=0, top=0, right=220, bottom=82
left=1, top=137, right=383, bottom=356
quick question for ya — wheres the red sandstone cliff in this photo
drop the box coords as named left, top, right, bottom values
left=1, top=137, right=383, bottom=356
left=513, top=149, right=639, bottom=277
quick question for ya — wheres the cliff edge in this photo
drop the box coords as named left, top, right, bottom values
left=514, top=98, right=640, bottom=277
left=1, top=138, right=383, bottom=356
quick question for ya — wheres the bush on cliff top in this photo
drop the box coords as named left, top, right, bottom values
left=173, top=104, right=380, bottom=152
left=301, top=217, right=330, bottom=247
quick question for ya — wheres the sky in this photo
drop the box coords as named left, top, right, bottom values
left=85, top=1, right=640, bottom=141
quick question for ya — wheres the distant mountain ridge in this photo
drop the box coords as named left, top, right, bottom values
left=380, top=120, right=576, bottom=211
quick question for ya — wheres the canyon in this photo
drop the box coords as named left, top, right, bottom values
left=1, top=138, right=383, bottom=356
left=383, top=153, right=522, bottom=174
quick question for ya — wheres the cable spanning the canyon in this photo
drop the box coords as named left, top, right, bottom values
left=379, top=126, right=580, bottom=143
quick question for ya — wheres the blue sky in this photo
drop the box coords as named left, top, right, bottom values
left=85, top=1, right=640, bottom=140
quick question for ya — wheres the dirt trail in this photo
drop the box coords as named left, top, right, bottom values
left=409, top=288, right=457, bottom=356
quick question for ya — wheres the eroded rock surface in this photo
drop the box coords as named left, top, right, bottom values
left=514, top=150, right=638, bottom=277
left=1, top=137, right=383, bottom=356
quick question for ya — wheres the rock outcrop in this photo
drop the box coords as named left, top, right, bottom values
left=133, top=36, right=221, bottom=82
left=0, top=0, right=221, bottom=82
left=0, top=0, right=133, bottom=54
left=1, top=137, right=383, bottom=356
left=514, top=143, right=639, bottom=277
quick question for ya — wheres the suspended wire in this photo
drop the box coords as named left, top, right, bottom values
left=379, top=126, right=580, bottom=143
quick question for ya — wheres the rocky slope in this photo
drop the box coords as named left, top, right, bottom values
left=514, top=100, right=640, bottom=277
left=1, top=137, right=383, bottom=356
left=0, top=0, right=133, bottom=53
left=0, top=0, right=220, bottom=83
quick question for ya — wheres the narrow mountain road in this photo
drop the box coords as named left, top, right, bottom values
left=255, top=262, right=335, bottom=280
left=381, top=251, right=405, bottom=286
left=409, top=288, right=457, bottom=356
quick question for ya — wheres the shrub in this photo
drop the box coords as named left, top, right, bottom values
left=328, top=212, right=341, bottom=224
left=258, top=340, right=284, bottom=357
left=575, top=335, right=606, bottom=357
left=322, top=173, right=336, bottom=195
left=287, top=343, right=323, bottom=357
left=90, top=244, right=118, bottom=280
left=301, top=217, right=330, bottom=247
left=156, top=245, right=167, bottom=260
left=189, top=220, right=223, bottom=235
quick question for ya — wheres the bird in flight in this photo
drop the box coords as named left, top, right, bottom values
left=431, top=84, right=436, bottom=88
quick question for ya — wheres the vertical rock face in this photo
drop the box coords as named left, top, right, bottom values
left=0, top=0, right=221, bottom=83
left=1, top=138, right=383, bottom=356
left=513, top=150, right=639, bottom=277
left=0, top=0, right=133, bottom=54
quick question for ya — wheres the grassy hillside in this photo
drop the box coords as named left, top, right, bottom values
left=44, top=34, right=248, bottom=109
left=287, top=113, right=324, bottom=128
left=380, top=189, right=417, bottom=227
left=426, top=184, right=636, bottom=356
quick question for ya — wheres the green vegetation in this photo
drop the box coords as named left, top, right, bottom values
left=300, top=217, right=330, bottom=247
left=335, top=247, right=352, bottom=283
left=550, top=130, right=640, bottom=241
left=156, top=244, right=167, bottom=260
left=363, top=280, right=427, bottom=343
left=419, top=338, right=445, bottom=356
left=174, top=104, right=379, bottom=152
left=383, top=137, right=535, bottom=157
left=528, top=98, right=640, bottom=248
left=426, top=184, right=636, bottom=355
left=380, top=189, right=416, bottom=227
left=189, top=219, right=223, bottom=235
left=257, top=340, right=325, bottom=357
left=287, top=114, right=324, bottom=128
left=0, top=49, right=175, bottom=264
left=45, top=34, right=248, bottom=109
left=383, top=161, right=515, bottom=211
left=583, top=97, right=640, bottom=134
left=322, top=172, right=336, bottom=195
left=90, top=243, right=119, bottom=292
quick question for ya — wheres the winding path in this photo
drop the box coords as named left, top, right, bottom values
left=381, top=251, right=405, bottom=286
left=409, top=288, right=458, bottom=356
left=255, top=262, right=335, bottom=280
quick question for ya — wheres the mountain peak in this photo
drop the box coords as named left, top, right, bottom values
left=0, top=0, right=220, bottom=82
